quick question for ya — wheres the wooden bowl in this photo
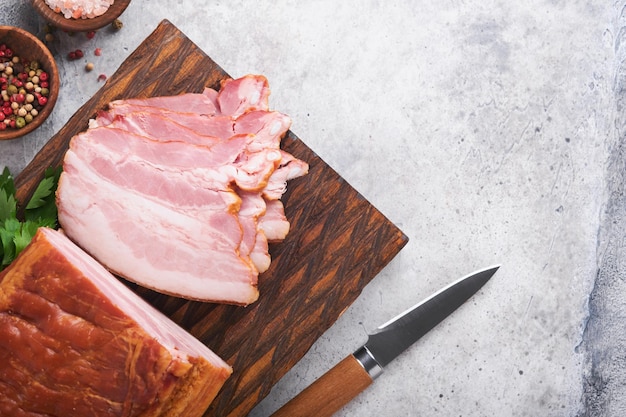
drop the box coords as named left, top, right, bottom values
left=0, top=26, right=59, bottom=141
left=31, top=0, right=131, bottom=32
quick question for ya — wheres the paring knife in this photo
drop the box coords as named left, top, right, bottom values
left=271, top=265, right=499, bottom=417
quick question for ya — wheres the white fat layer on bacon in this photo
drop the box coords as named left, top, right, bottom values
left=259, top=200, right=290, bottom=242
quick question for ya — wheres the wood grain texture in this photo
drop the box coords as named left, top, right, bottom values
left=14, top=20, right=408, bottom=416
left=271, top=354, right=373, bottom=417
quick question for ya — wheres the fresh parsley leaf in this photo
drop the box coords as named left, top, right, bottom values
left=34, top=217, right=57, bottom=229
left=24, top=166, right=62, bottom=225
left=2, top=218, right=20, bottom=234
left=0, top=188, right=16, bottom=223
left=0, top=229, right=15, bottom=268
left=26, top=176, right=55, bottom=210
left=0, top=218, right=20, bottom=268
left=14, top=221, right=40, bottom=255
left=0, top=166, right=62, bottom=271
left=0, top=167, right=17, bottom=223
left=0, top=167, right=16, bottom=197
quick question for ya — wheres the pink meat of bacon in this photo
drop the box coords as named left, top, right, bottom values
left=57, top=75, right=308, bottom=304
left=57, top=127, right=263, bottom=304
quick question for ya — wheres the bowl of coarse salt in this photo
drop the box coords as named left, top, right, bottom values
left=32, top=0, right=131, bottom=32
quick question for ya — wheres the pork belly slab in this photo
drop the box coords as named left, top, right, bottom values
left=0, top=228, right=232, bottom=417
left=57, top=74, right=308, bottom=305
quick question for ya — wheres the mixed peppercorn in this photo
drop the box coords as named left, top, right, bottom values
left=0, top=18, right=126, bottom=132
left=0, top=44, right=51, bottom=131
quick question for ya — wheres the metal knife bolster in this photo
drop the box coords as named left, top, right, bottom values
left=353, top=346, right=383, bottom=379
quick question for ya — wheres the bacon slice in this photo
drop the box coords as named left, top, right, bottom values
left=95, top=112, right=226, bottom=146
left=92, top=110, right=296, bottom=192
left=0, top=227, right=232, bottom=416
left=92, top=109, right=238, bottom=140
left=58, top=129, right=260, bottom=304
left=218, top=74, right=271, bottom=117
left=106, top=87, right=219, bottom=115
left=263, top=151, right=310, bottom=200
left=58, top=75, right=308, bottom=304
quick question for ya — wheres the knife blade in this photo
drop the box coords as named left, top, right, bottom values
left=270, top=265, right=499, bottom=417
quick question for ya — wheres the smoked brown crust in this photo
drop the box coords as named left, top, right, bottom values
left=0, top=229, right=230, bottom=417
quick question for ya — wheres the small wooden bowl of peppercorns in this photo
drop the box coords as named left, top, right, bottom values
left=0, top=26, right=59, bottom=141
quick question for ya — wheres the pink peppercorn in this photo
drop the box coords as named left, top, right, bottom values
left=68, top=50, right=84, bottom=60
left=37, top=96, right=48, bottom=106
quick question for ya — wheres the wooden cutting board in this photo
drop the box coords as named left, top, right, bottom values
left=15, top=20, right=408, bottom=417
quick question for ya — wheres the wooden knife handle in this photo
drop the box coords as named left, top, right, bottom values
left=271, top=354, right=373, bottom=417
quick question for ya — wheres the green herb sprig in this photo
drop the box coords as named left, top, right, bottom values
left=0, top=166, right=61, bottom=271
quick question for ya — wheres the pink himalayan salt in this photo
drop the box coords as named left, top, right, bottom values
left=44, top=0, right=114, bottom=19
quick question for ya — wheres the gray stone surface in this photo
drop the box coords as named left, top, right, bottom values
left=1, top=1, right=625, bottom=416
left=578, top=4, right=626, bottom=417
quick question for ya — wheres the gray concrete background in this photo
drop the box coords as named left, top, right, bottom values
left=1, top=1, right=625, bottom=416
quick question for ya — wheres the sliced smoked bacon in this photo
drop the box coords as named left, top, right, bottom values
left=0, top=227, right=232, bottom=417
left=57, top=75, right=308, bottom=304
